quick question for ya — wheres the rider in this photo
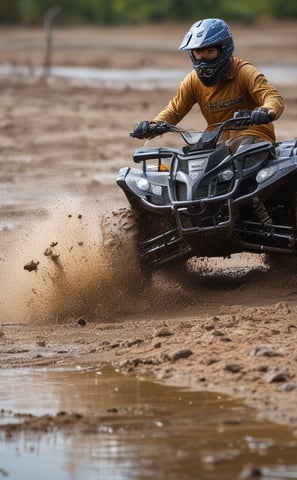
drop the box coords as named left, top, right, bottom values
left=132, top=18, right=285, bottom=152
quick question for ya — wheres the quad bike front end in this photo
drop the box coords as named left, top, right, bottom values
left=113, top=117, right=297, bottom=272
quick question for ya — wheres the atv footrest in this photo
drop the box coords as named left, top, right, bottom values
left=139, top=229, right=191, bottom=266
left=236, top=221, right=297, bottom=252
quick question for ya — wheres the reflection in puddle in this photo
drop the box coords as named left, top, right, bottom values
left=0, top=365, right=296, bottom=479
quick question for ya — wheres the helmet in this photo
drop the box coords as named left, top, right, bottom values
left=179, top=18, right=234, bottom=86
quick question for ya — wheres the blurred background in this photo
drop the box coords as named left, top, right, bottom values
left=1, top=0, right=297, bottom=26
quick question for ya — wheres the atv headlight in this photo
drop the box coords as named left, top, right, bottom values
left=220, top=168, right=234, bottom=181
left=137, top=177, right=150, bottom=191
left=151, top=185, right=162, bottom=196
left=256, top=165, right=278, bottom=183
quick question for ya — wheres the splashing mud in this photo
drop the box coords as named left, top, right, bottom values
left=0, top=197, right=146, bottom=323
left=0, top=197, right=203, bottom=324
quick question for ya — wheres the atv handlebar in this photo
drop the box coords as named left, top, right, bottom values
left=130, top=112, right=274, bottom=147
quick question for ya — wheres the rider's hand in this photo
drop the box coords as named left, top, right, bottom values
left=250, top=107, right=274, bottom=125
left=132, top=120, right=156, bottom=139
left=233, top=110, right=250, bottom=119
left=233, top=110, right=251, bottom=126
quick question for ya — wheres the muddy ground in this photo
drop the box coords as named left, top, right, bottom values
left=1, top=21, right=297, bottom=431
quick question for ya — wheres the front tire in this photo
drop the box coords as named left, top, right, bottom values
left=101, top=206, right=151, bottom=287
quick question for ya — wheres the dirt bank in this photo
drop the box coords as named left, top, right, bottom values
left=0, top=22, right=297, bottom=430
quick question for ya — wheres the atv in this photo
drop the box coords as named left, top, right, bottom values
left=101, top=114, right=297, bottom=277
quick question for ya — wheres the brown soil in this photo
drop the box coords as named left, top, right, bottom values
left=1, top=21, right=297, bottom=430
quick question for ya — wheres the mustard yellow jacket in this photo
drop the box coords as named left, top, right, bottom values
left=153, top=57, right=285, bottom=143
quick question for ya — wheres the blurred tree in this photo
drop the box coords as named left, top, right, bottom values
left=0, top=1, right=20, bottom=23
left=112, top=0, right=150, bottom=24
left=271, top=0, right=297, bottom=18
left=97, top=0, right=115, bottom=24
left=168, top=0, right=219, bottom=21
left=0, top=0, right=296, bottom=25
left=218, top=0, right=269, bottom=22
left=18, top=0, right=61, bottom=25
left=147, top=0, right=172, bottom=22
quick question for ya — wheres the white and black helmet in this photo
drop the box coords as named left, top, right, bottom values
left=179, top=18, right=234, bottom=86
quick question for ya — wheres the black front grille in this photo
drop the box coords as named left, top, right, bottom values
left=176, top=182, right=188, bottom=201
left=195, top=177, right=234, bottom=199
left=176, top=178, right=233, bottom=202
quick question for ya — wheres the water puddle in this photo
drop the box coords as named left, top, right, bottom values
left=0, top=365, right=296, bottom=479
left=0, top=64, right=297, bottom=87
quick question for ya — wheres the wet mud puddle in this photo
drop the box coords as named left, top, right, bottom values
left=0, top=366, right=296, bottom=480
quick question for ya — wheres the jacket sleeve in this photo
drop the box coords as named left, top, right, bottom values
left=239, top=64, right=285, bottom=119
left=153, top=72, right=198, bottom=124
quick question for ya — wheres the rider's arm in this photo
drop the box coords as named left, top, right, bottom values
left=152, top=72, right=198, bottom=125
left=239, top=64, right=285, bottom=120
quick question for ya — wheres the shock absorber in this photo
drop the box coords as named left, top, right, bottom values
left=253, top=198, right=272, bottom=224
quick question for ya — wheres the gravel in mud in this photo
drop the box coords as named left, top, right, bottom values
left=0, top=22, right=297, bottom=431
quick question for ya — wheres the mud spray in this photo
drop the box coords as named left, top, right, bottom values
left=0, top=197, right=142, bottom=323
left=0, top=196, right=202, bottom=324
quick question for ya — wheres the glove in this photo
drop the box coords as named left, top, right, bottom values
left=233, top=110, right=251, bottom=126
left=233, top=110, right=250, bottom=119
left=131, top=120, right=155, bottom=139
left=250, top=108, right=273, bottom=125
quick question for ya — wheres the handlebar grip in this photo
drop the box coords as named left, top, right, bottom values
left=130, top=121, right=171, bottom=139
